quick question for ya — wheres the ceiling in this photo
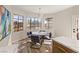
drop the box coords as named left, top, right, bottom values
left=10, top=5, right=74, bottom=14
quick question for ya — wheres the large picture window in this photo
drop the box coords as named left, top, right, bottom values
left=27, top=17, right=42, bottom=30
left=13, top=15, right=24, bottom=32
left=27, top=17, right=51, bottom=30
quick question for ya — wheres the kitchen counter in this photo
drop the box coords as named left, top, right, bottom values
left=52, top=36, right=79, bottom=52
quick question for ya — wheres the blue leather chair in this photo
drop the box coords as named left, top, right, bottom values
left=30, top=35, right=40, bottom=44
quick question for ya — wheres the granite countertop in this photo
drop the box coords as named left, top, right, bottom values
left=52, top=36, right=79, bottom=52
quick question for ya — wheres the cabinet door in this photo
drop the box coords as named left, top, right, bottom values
left=53, top=41, right=76, bottom=53
left=53, top=46, right=65, bottom=53
left=53, top=41, right=67, bottom=53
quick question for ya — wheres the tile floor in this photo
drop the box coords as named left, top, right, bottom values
left=15, top=38, right=52, bottom=53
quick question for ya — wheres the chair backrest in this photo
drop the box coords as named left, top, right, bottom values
left=29, top=31, right=32, bottom=34
left=49, top=32, right=52, bottom=38
left=27, top=32, right=32, bottom=35
left=27, top=32, right=32, bottom=38
left=30, top=35, right=40, bottom=44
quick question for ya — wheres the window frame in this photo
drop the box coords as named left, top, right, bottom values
left=13, top=14, right=24, bottom=32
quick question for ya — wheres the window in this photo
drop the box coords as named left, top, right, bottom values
left=27, top=17, right=42, bottom=30
left=13, top=15, right=24, bottom=32
left=27, top=16, right=52, bottom=30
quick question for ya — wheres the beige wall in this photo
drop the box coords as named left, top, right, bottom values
left=45, top=6, right=79, bottom=39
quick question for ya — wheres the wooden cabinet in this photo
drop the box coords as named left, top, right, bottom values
left=53, top=40, right=76, bottom=53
